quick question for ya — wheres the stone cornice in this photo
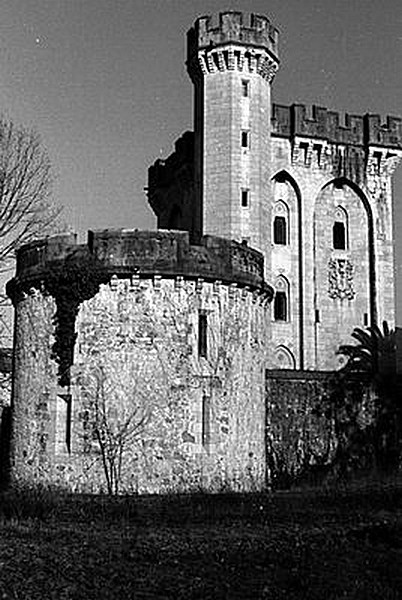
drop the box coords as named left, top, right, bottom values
left=189, top=45, right=278, bottom=83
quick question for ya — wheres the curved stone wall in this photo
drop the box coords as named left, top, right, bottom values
left=8, top=230, right=273, bottom=493
left=13, top=229, right=269, bottom=292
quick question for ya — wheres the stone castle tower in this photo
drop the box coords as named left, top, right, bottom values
left=5, top=11, right=402, bottom=494
left=8, top=230, right=272, bottom=493
left=149, top=11, right=402, bottom=372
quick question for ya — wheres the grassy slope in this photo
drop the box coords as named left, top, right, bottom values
left=0, top=483, right=401, bottom=599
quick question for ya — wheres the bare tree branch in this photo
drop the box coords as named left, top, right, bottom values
left=0, top=117, right=61, bottom=272
left=0, top=116, right=61, bottom=346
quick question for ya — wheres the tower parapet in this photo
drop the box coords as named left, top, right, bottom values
left=193, top=12, right=279, bottom=53
left=11, top=230, right=271, bottom=297
left=272, top=103, right=402, bottom=149
left=187, top=11, right=279, bottom=82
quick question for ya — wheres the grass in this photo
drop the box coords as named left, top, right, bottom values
left=0, top=480, right=402, bottom=599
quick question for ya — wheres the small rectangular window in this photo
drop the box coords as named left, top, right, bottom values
left=241, top=80, right=249, bottom=97
left=241, top=131, right=249, bottom=148
left=198, top=311, right=207, bottom=357
left=315, top=309, right=320, bottom=323
left=241, top=189, right=249, bottom=207
left=364, top=313, right=368, bottom=326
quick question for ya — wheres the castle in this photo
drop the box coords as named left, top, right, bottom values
left=149, top=12, right=402, bottom=372
left=5, top=12, right=402, bottom=493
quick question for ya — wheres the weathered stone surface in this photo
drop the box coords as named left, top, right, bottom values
left=148, top=11, right=402, bottom=372
left=8, top=232, right=271, bottom=493
left=266, top=370, right=377, bottom=486
left=6, top=9, right=402, bottom=495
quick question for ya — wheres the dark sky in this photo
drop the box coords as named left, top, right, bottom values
left=1, top=0, right=402, bottom=321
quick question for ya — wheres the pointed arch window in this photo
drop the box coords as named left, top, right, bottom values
left=274, top=345, right=296, bottom=369
left=274, top=292, right=287, bottom=321
left=333, top=206, right=348, bottom=250
left=274, top=216, right=287, bottom=244
left=273, top=200, right=289, bottom=245
left=333, top=222, right=346, bottom=249
left=274, top=276, right=290, bottom=322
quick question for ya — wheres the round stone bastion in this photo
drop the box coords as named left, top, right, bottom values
left=7, top=229, right=273, bottom=494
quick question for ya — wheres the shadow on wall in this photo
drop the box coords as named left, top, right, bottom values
left=0, top=406, right=11, bottom=489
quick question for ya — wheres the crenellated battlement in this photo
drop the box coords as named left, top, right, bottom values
left=190, top=12, right=279, bottom=55
left=272, top=103, right=402, bottom=149
left=187, top=12, right=279, bottom=83
left=366, top=114, right=402, bottom=148
left=10, top=229, right=272, bottom=298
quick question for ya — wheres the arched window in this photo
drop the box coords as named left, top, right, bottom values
left=333, top=222, right=346, bottom=249
left=273, top=200, right=289, bottom=245
left=333, top=206, right=348, bottom=250
left=274, top=276, right=290, bottom=321
left=274, top=216, right=287, bottom=244
left=274, top=292, right=287, bottom=321
left=274, top=345, right=296, bottom=369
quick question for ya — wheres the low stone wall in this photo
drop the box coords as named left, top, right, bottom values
left=266, top=370, right=375, bottom=487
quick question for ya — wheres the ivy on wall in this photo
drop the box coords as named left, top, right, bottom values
left=8, top=255, right=110, bottom=387
left=46, top=257, right=110, bottom=387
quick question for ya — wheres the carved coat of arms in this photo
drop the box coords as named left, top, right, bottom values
left=328, top=258, right=355, bottom=300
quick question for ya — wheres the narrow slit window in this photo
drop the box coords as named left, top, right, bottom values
left=55, top=393, right=72, bottom=454
left=315, top=309, right=320, bottom=323
left=333, top=221, right=346, bottom=250
left=241, top=189, right=249, bottom=207
left=299, top=142, right=309, bottom=163
left=274, top=291, right=287, bottom=321
left=241, top=80, right=249, bottom=97
left=198, top=311, right=207, bottom=357
left=313, top=143, right=322, bottom=165
left=274, top=216, right=287, bottom=245
left=241, top=131, right=249, bottom=148
left=66, top=394, right=72, bottom=453
left=364, top=313, right=368, bottom=326
left=202, top=395, right=210, bottom=448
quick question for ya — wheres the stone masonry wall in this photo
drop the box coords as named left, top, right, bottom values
left=8, top=230, right=272, bottom=493
left=10, top=276, right=269, bottom=493
left=11, top=291, right=59, bottom=486
left=69, top=277, right=269, bottom=493
left=147, top=11, right=402, bottom=373
left=313, top=183, right=371, bottom=369
left=270, top=127, right=400, bottom=369
left=266, top=370, right=376, bottom=487
left=187, top=11, right=279, bottom=267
